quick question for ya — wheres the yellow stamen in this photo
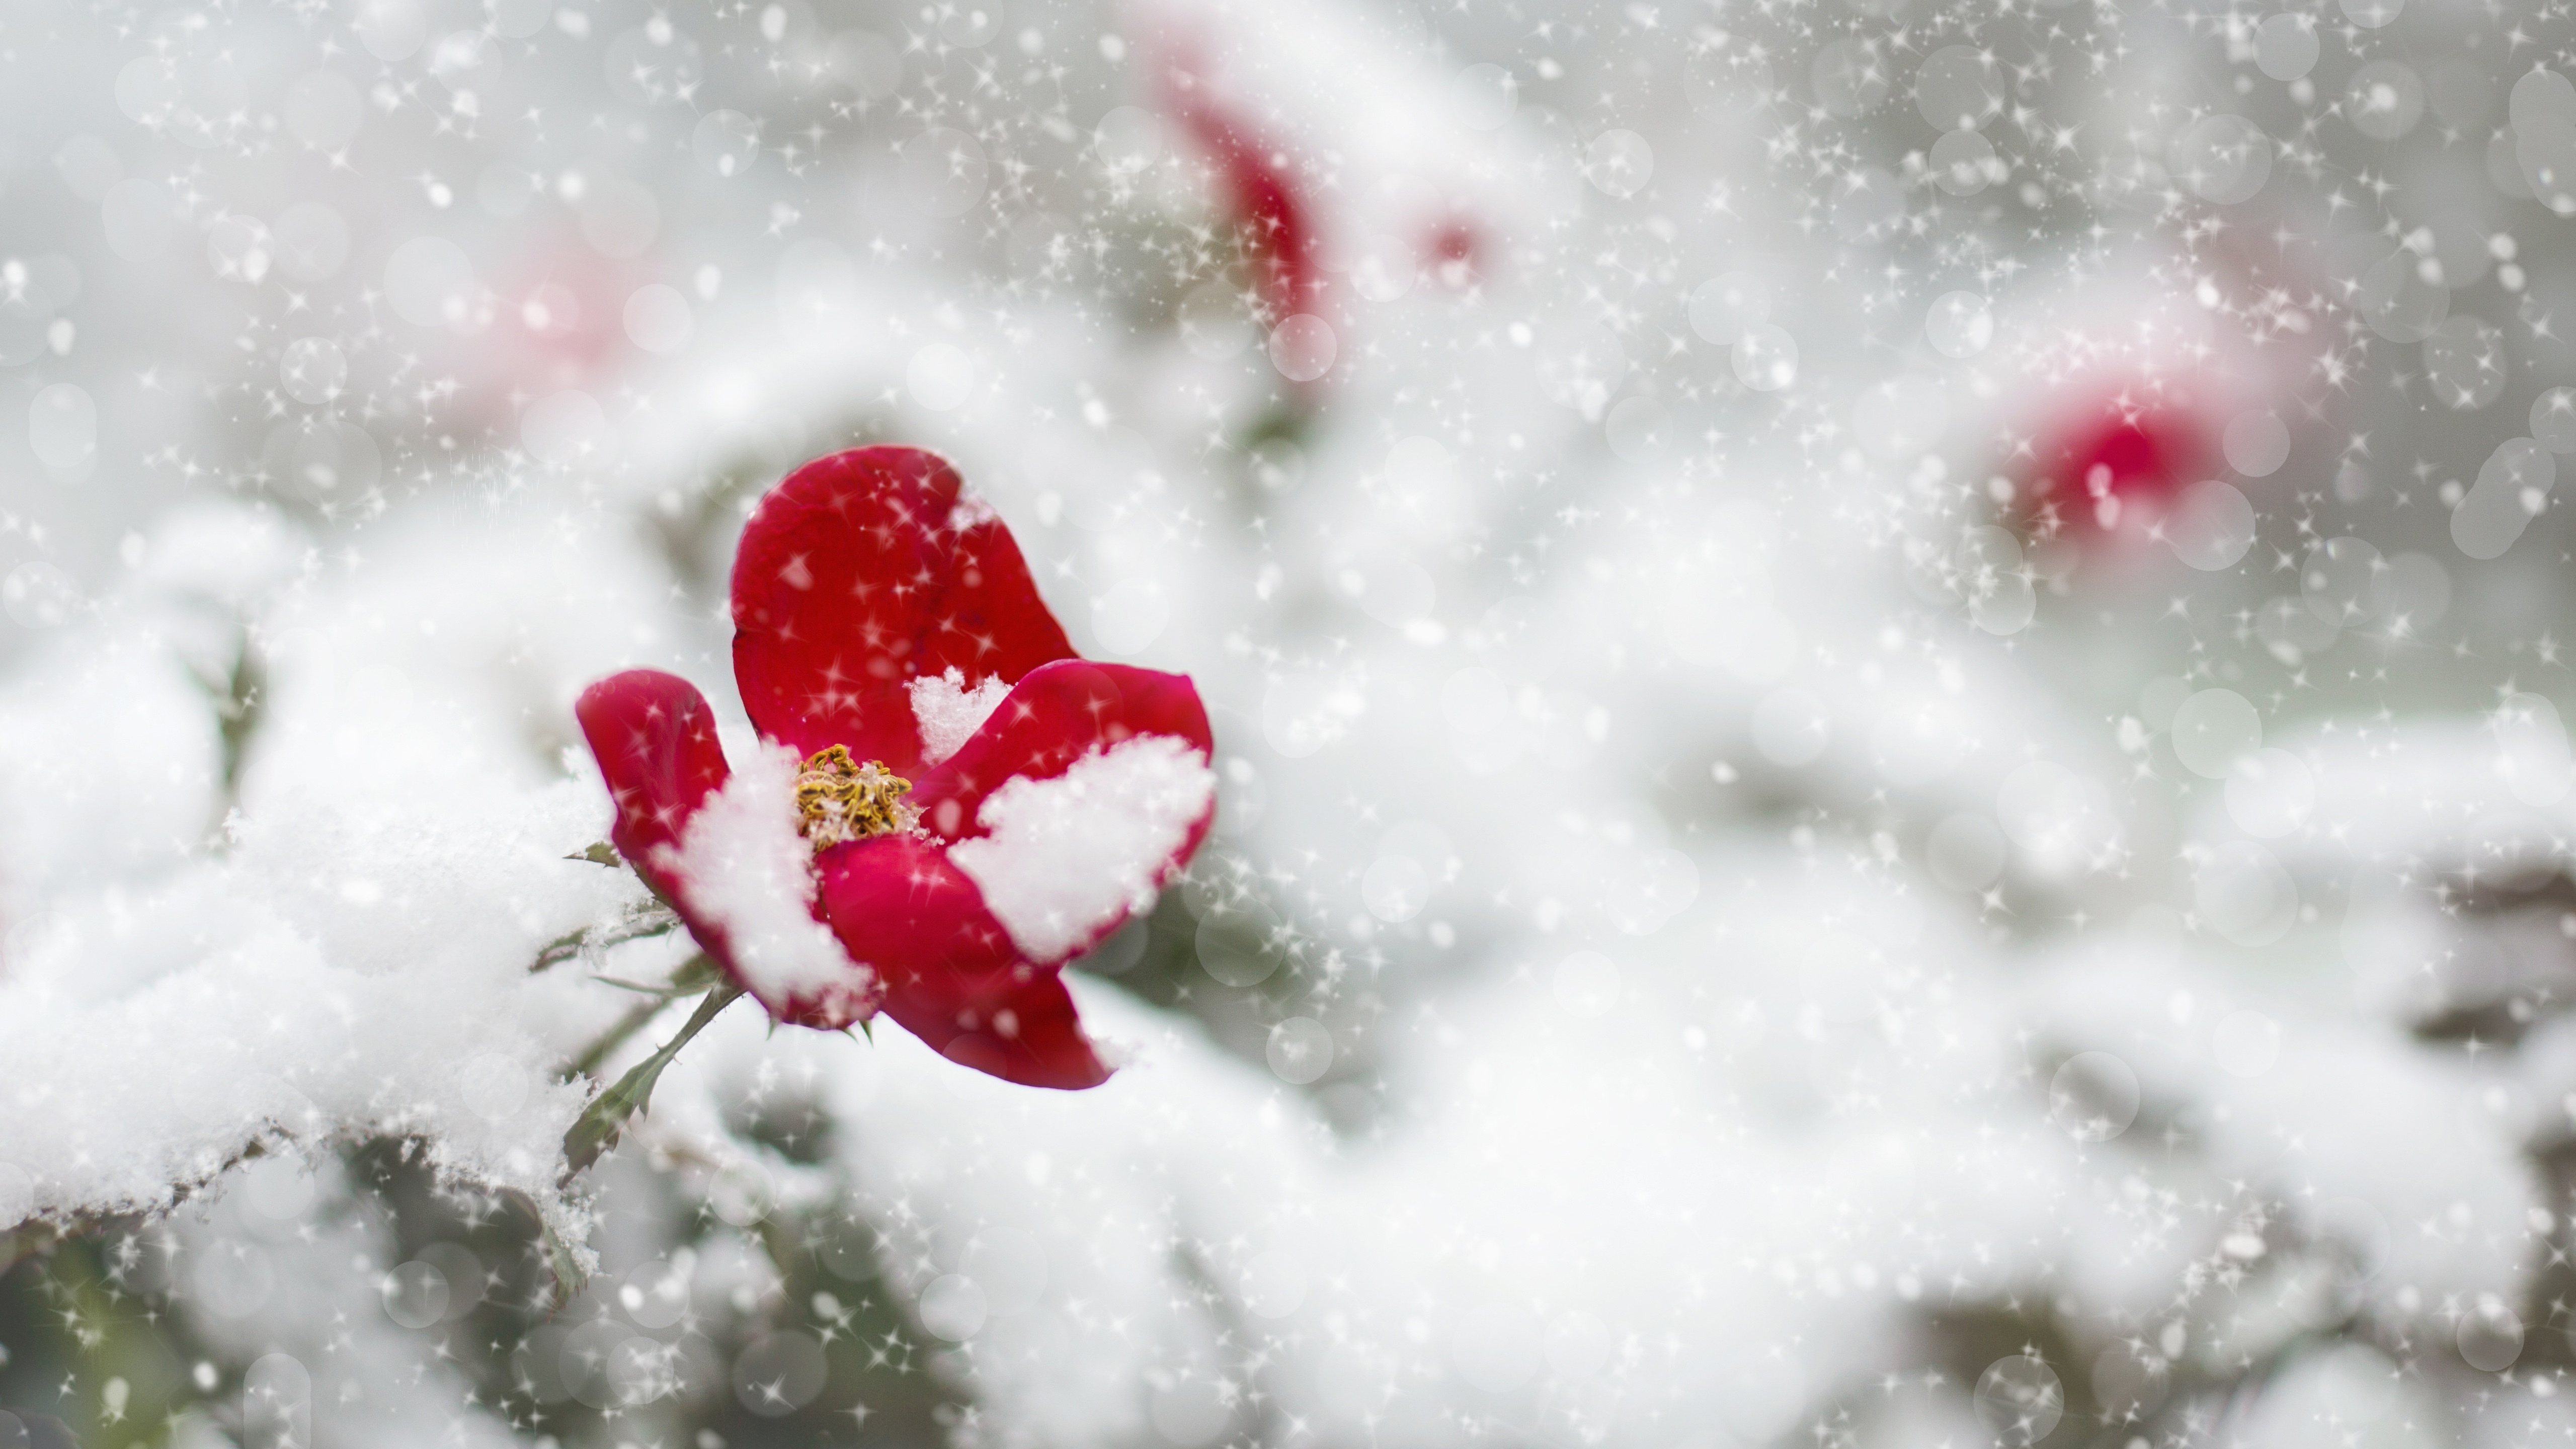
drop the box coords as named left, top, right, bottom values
left=794, top=745, right=918, bottom=850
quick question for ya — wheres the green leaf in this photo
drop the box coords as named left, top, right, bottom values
left=530, top=926, right=589, bottom=973
left=560, top=1054, right=670, bottom=1180
left=567, top=840, right=621, bottom=867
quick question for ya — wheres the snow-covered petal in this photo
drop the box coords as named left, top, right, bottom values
left=658, top=741, right=880, bottom=1029
left=948, top=735, right=1215, bottom=963
left=575, top=667, right=731, bottom=898
left=910, top=658, right=1216, bottom=851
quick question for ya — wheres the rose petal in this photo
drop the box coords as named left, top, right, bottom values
left=767, top=976, right=883, bottom=1031
left=933, top=500, right=1077, bottom=680
left=819, top=834, right=1111, bottom=1089
left=575, top=669, right=731, bottom=889
left=911, top=659, right=1216, bottom=842
left=930, top=973, right=1110, bottom=1092
left=732, top=446, right=1074, bottom=770
left=661, top=746, right=884, bottom=1031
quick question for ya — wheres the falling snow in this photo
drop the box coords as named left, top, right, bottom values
left=3, top=0, right=2576, bottom=1444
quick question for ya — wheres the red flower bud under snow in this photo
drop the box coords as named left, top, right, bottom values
left=2009, top=389, right=2215, bottom=536
left=1158, top=44, right=1321, bottom=326
left=576, top=447, right=1217, bottom=1089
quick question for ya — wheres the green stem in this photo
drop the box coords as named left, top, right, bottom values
left=567, top=997, right=665, bottom=1080
left=564, top=953, right=717, bottom=1076
left=531, top=902, right=683, bottom=974
left=560, top=980, right=745, bottom=1182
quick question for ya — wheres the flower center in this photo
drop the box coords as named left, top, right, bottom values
left=793, top=745, right=918, bottom=850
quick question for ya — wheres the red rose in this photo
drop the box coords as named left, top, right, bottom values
left=576, top=447, right=1215, bottom=1089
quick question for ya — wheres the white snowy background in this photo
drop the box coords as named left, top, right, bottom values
left=1, top=0, right=2572, bottom=1445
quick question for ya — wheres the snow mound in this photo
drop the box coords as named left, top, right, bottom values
left=950, top=735, right=1214, bottom=961
left=908, top=666, right=1010, bottom=765
left=661, top=739, right=871, bottom=1010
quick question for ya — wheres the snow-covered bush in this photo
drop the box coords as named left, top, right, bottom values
left=2, top=0, right=2572, bottom=1445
